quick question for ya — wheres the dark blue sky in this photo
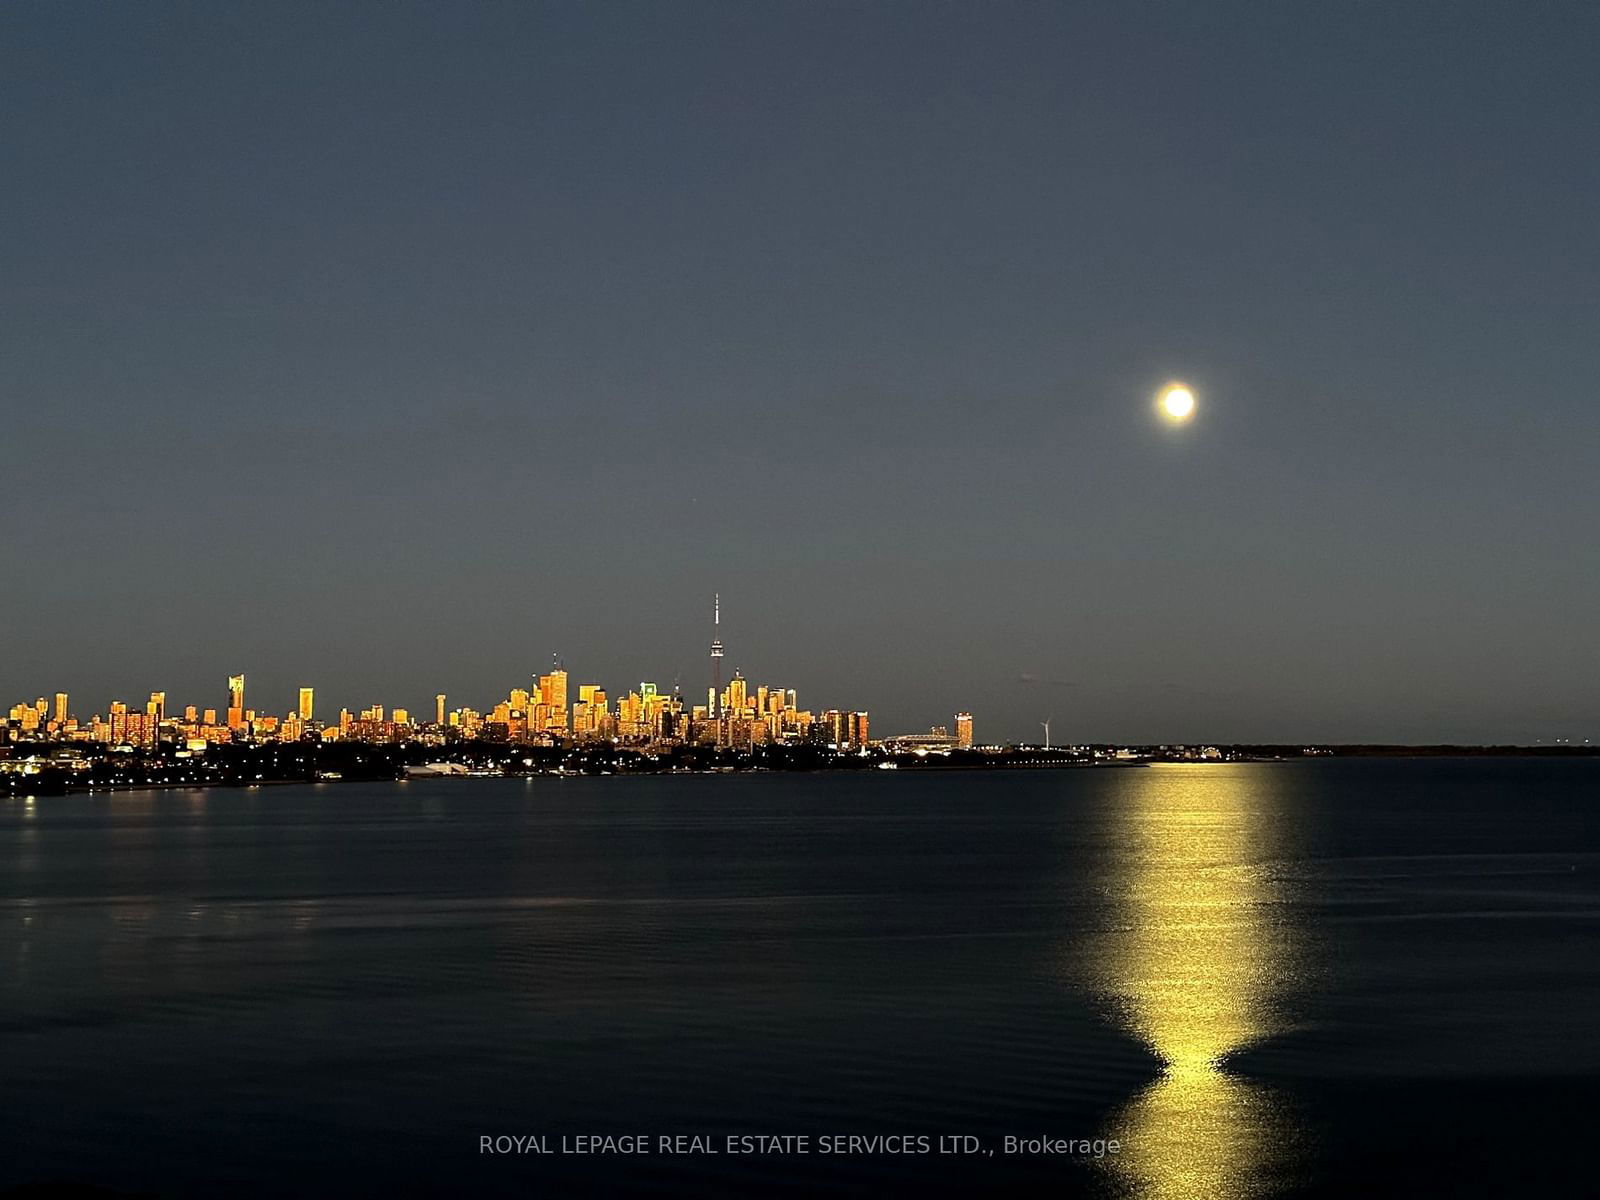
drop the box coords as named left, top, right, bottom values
left=4, top=1, right=1597, bottom=742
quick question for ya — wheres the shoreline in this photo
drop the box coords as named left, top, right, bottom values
left=8, top=749, right=1598, bottom=801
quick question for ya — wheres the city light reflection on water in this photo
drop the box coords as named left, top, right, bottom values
left=1090, top=765, right=1305, bottom=1200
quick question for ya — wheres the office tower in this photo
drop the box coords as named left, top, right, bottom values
left=109, top=701, right=128, bottom=744
left=148, top=691, right=166, bottom=724
left=955, top=713, right=973, bottom=748
left=203, top=708, right=217, bottom=726
left=818, top=709, right=845, bottom=747
left=392, top=708, right=409, bottom=726
left=850, top=711, right=870, bottom=747
left=299, top=687, right=315, bottom=722
left=53, top=693, right=68, bottom=725
left=435, top=694, right=446, bottom=725
left=227, top=674, right=245, bottom=730
left=539, top=667, right=568, bottom=731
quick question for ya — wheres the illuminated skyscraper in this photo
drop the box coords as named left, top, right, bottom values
left=435, top=694, right=446, bottom=725
left=539, top=666, right=568, bottom=732
left=53, top=693, right=68, bottom=725
left=109, top=701, right=128, bottom=745
left=850, top=711, right=869, bottom=747
left=820, top=709, right=848, bottom=748
left=148, top=691, right=166, bottom=723
left=298, top=688, right=315, bottom=722
left=955, top=712, right=973, bottom=748
left=227, top=674, right=245, bottom=731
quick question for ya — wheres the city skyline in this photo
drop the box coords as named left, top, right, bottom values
left=1, top=614, right=1593, bottom=748
left=1, top=593, right=971, bottom=749
left=5, top=591, right=957, bottom=754
left=3, top=664, right=898, bottom=752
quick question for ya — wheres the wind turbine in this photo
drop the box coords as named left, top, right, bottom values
left=1040, top=718, right=1051, bottom=750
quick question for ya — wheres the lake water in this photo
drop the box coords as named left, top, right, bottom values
left=2, top=760, right=1596, bottom=1197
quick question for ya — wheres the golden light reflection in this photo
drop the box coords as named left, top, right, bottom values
left=1092, top=765, right=1302, bottom=1200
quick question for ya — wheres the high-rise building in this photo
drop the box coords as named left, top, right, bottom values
left=227, top=674, right=245, bottom=731
left=819, top=709, right=847, bottom=748
left=539, top=668, right=568, bottom=732
left=435, top=694, right=446, bottom=725
left=109, top=701, right=128, bottom=745
left=298, top=687, right=315, bottom=722
left=147, top=691, right=166, bottom=726
left=53, top=693, right=68, bottom=725
left=849, top=711, right=870, bottom=747
left=955, top=713, right=973, bottom=749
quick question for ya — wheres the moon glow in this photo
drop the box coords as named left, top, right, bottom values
left=1159, top=383, right=1196, bottom=423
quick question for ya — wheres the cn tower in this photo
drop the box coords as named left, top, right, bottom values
left=710, top=593, right=724, bottom=725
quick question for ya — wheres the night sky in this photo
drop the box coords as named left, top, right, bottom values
left=4, top=2, right=1597, bottom=743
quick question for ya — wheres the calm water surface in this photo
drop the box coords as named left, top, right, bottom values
left=2, top=760, right=1596, bottom=1197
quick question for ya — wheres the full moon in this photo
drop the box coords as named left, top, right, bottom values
left=1158, top=383, right=1196, bottom=422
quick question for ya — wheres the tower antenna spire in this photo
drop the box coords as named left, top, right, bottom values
left=710, top=593, right=725, bottom=737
